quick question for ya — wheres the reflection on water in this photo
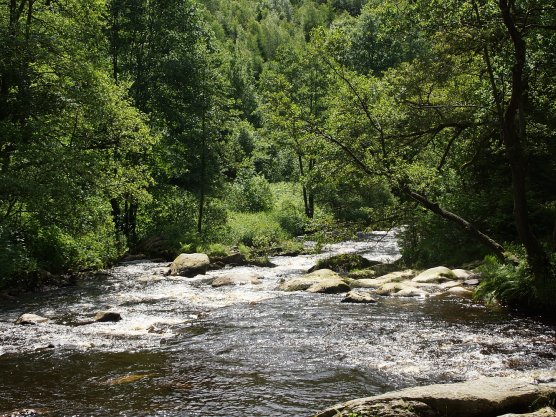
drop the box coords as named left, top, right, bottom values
left=0, top=232, right=555, bottom=416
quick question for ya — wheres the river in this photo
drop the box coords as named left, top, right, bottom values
left=0, top=232, right=555, bottom=416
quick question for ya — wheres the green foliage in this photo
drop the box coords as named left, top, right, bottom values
left=315, top=253, right=375, bottom=273
left=227, top=167, right=275, bottom=212
left=225, top=212, right=288, bottom=249
left=474, top=254, right=534, bottom=308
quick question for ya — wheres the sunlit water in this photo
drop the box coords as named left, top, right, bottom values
left=0, top=232, right=555, bottom=416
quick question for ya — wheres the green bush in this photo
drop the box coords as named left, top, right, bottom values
left=225, top=211, right=288, bottom=249
left=474, top=254, right=533, bottom=307
left=315, top=253, right=376, bottom=273
left=0, top=225, right=37, bottom=288
left=228, top=168, right=274, bottom=212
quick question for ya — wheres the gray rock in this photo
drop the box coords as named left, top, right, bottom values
left=464, top=278, right=481, bottom=286
left=412, top=267, right=456, bottom=283
left=439, top=280, right=463, bottom=289
left=394, top=287, right=429, bottom=297
left=452, top=269, right=474, bottom=279
left=279, top=269, right=342, bottom=292
left=94, top=311, right=122, bottom=322
left=15, top=314, right=48, bottom=325
left=211, top=274, right=261, bottom=287
left=352, top=270, right=416, bottom=288
left=498, top=407, right=556, bottom=417
left=447, top=286, right=474, bottom=297
left=307, top=279, right=351, bottom=294
left=170, top=253, right=210, bottom=277
left=341, top=291, right=377, bottom=303
left=314, top=373, right=556, bottom=417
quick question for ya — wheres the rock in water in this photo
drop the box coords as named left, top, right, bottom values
left=170, top=253, right=210, bottom=277
left=307, top=279, right=351, bottom=294
left=447, top=286, right=474, bottom=297
left=341, top=291, right=377, bottom=304
left=498, top=407, right=556, bottom=417
left=279, top=269, right=343, bottom=292
left=452, top=269, right=474, bottom=279
left=412, top=266, right=456, bottom=283
left=211, top=274, right=262, bottom=287
left=15, top=314, right=49, bottom=325
left=94, top=311, right=122, bottom=322
left=313, top=372, right=556, bottom=417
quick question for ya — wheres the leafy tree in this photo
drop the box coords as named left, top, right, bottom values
left=0, top=0, right=155, bottom=283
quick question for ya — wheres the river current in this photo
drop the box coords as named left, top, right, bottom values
left=0, top=232, right=555, bottom=416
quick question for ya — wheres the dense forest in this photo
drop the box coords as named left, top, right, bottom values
left=1, top=0, right=555, bottom=312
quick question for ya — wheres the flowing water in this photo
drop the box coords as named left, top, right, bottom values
left=0, top=232, right=555, bottom=416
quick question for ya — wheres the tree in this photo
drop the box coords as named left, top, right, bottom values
left=0, top=0, right=155, bottom=280
left=262, top=43, right=330, bottom=218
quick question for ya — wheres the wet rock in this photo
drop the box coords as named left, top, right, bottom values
left=170, top=253, right=210, bottom=277
left=351, top=270, right=416, bottom=288
left=464, top=278, right=481, bottom=286
left=341, top=291, right=377, bottom=303
left=498, top=407, right=556, bottom=417
left=452, top=269, right=474, bottom=280
left=447, top=286, right=474, bottom=297
left=394, top=287, right=429, bottom=297
left=279, top=269, right=343, bottom=292
left=94, top=311, right=122, bottom=322
left=307, top=279, right=351, bottom=294
left=209, top=252, right=248, bottom=269
left=211, top=274, right=262, bottom=287
left=323, top=399, right=435, bottom=417
left=15, top=314, right=48, bottom=325
left=412, top=267, right=456, bottom=283
left=314, top=373, right=556, bottom=417
left=375, top=282, right=413, bottom=296
left=439, top=280, right=462, bottom=289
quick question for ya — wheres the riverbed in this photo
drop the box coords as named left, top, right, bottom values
left=1, top=232, right=555, bottom=416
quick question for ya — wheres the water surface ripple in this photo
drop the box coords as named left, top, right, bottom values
left=0, top=232, right=555, bottom=416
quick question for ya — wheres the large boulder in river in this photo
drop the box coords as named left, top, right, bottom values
left=170, top=253, right=210, bottom=277
left=341, top=291, right=377, bottom=304
left=307, top=279, right=351, bottom=294
left=279, top=269, right=345, bottom=292
left=211, top=273, right=261, bottom=288
left=314, top=372, right=556, bottom=417
left=352, top=270, right=416, bottom=288
left=15, top=314, right=48, bottom=325
left=412, top=266, right=456, bottom=283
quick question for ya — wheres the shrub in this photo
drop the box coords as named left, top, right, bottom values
left=228, top=168, right=274, bottom=212
left=474, top=254, right=534, bottom=307
left=225, top=212, right=288, bottom=249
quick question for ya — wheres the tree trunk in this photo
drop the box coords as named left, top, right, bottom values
left=498, top=0, right=550, bottom=278
left=198, top=105, right=207, bottom=235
